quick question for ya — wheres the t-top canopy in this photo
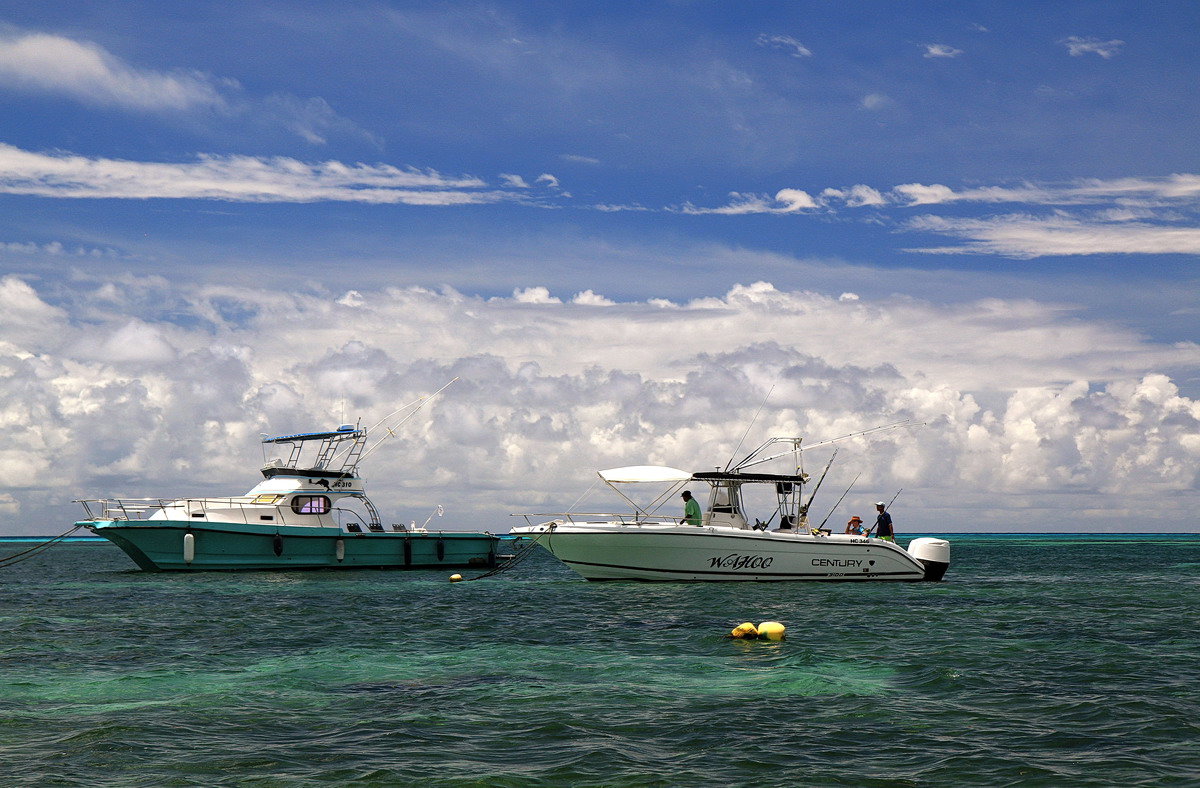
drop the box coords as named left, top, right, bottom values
left=262, top=425, right=360, bottom=444
left=598, top=466, right=693, bottom=484
left=692, top=471, right=808, bottom=484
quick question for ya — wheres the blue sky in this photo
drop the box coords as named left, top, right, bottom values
left=0, top=2, right=1197, bottom=533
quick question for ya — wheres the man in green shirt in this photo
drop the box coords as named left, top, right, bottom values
left=680, top=490, right=702, bottom=526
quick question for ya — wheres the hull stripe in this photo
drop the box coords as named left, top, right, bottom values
left=561, top=558, right=921, bottom=579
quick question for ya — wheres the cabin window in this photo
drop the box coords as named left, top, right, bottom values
left=291, top=495, right=331, bottom=515
left=253, top=494, right=284, bottom=504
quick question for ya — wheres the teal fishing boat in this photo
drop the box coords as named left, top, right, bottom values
left=76, top=405, right=499, bottom=571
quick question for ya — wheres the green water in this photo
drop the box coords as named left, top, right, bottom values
left=1, top=536, right=1197, bottom=786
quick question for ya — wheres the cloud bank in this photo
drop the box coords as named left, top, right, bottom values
left=1, top=276, right=1196, bottom=535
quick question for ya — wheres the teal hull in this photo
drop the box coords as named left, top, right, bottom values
left=80, top=520, right=499, bottom=572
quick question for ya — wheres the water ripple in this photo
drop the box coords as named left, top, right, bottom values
left=0, top=538, right=1197, bottom=786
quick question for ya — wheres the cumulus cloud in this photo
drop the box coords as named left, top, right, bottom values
left=3, top=275, right=1197, bottom=534
left=1061, top=36, right=1124, bottom=59
left=0, top=143, right=528, bottom=205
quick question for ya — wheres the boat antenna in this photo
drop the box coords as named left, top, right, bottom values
left=801, top=449, right=838, bottom=516
left=356, top=378, right=459, bottom=464
left=818, top=473, right=860, bottom=530
left=724, top=384, right=774, bottom=471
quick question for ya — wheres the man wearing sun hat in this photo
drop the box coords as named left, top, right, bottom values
left=845, top=515, right=864, bottom=534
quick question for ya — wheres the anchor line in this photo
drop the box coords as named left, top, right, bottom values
left=0, top=524, right=85, bottom=569
left=461, top=526, right=554, bottom=582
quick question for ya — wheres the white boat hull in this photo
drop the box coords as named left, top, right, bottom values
left=512, top=522, right=949, bottom=582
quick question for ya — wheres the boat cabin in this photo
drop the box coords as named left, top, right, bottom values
left=691, top=471, right=808, bottom=531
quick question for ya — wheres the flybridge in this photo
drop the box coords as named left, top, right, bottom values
left=261, top=424, right=367, bottom=479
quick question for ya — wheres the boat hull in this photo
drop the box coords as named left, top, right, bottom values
left=516, top=524, right=944, bottom=582
left=81, top=520, right=499, bottom=572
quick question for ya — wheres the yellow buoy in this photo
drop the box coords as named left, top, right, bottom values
left=729, top=622, right=758, bottom=639
left=449, top=574, right=463, bottom=582
left=757, top=621, right=786, bottom=641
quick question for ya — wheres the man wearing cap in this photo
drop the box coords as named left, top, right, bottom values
left=871, top=501, right=895, bottom=541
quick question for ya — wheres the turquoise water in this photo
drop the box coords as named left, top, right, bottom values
left=1, top=535, right=1197, bottom=786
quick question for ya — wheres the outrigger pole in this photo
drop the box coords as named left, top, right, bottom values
left=355, top=378, right=460, bottom=465
left=724, top=385, right=775, bottom=472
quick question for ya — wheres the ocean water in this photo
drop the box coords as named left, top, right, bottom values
left=0, top=535, right=1197, bottom=787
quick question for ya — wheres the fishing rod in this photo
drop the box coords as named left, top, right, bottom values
left=862, top=489, right=904, bottom=537
left=800, top=449, right=838, bottom=519
left=818, top=473, right=860, bottom=531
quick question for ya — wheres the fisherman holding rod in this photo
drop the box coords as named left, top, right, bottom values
left=866, top=490, right=902, bottom=542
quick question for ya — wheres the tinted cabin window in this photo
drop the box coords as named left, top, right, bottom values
left=291, top=495, right=331, bottom=515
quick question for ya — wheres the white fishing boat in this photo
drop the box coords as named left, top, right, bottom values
left=511, top=437, right=949, bottom=582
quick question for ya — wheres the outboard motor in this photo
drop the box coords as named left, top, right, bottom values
left=907, top=537, right=950, bottom=581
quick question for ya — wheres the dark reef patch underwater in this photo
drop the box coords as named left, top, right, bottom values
left=0, top=535, right=1197, bottom=786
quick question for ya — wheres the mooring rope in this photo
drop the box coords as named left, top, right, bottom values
left=461, top=525, right=555, bottom=582
left=0, top=524, right=86, bottom=569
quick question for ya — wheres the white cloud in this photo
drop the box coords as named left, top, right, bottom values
left=821, top=184, right=887, bottom=207
left=923, top=44, right=963, bottom=58
left=0, top=30, right=372, bottom=145
left=500, top=173, right=530, bottom=188
left=905, top=213, right=1200, bottom=257
left=0, top=32, right=227, bottom=112
left=755, top=34, right=813, bottom=58
left=860, top=93, right=895, bottom=111
left=535, top=173, right=560, bottom=188
left=572, top=290, right=615, bottom=306
left=510, top=286, right=561, bottom=304
left=677, top=188, right=818, bottom=215
left=0, top=143, right=528, bottom=205
left=889, top=176, right=1200, bottom=207
left=559, top=154, right=601, bottom=166
left=3, top=276, right=1196, bottom=533
left=1061, top=36, right=1125, bottom=59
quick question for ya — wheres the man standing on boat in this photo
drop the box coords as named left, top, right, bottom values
left=871, top=502, right=895, bottom=542
left=680, top=491, right=702, bottom=526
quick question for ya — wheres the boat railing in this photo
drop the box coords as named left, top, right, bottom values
left=515, top=512, right=679, bottom=528
left=76, top=497, right=382, bottom=530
